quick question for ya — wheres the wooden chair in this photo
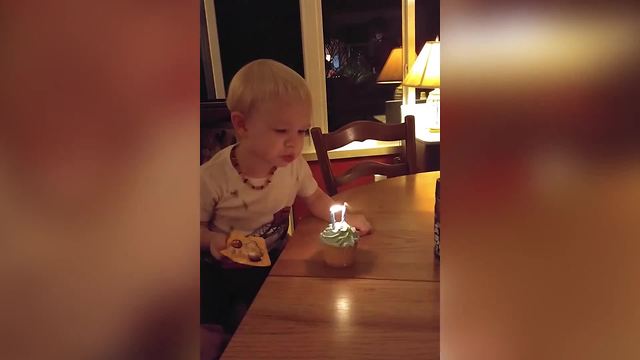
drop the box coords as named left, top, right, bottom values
left=310, top=115, right=417, bottom=196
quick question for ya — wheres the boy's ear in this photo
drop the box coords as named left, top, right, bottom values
left=230, top=111, right=248, bottom=138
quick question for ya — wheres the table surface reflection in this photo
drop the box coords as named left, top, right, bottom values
left=272, top=172, right=441, bottom=282
left=222, top=276, right=440, bottom=360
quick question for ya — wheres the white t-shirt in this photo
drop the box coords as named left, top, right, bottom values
left=200, top=145, right=318, bottom=251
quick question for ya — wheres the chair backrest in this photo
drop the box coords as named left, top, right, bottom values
left=310, top=115, right=417, bottom=196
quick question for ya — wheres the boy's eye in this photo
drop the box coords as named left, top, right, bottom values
left=274, top=129, right=287, bottom=134
left=298, top=129, right=310, bottom=135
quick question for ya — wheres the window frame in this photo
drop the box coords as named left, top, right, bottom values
left=202, top=0, right=226, bottom=99
left=201, top=0, right=418, bottom=150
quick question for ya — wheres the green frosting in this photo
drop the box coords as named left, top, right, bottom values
left=320, top=222, right=359, bottom=247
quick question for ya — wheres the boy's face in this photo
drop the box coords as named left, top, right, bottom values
left=235, top=98, right=311, bottom=168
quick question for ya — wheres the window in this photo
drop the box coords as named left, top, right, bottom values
left=415, top=0, right=440, bottom=51
left=201, top=0, right=439, bottom=137
left=201, top=0, right=304, bottom=99
left=322, top=0, right=402, bottom=131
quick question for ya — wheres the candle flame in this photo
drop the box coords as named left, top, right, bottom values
left=330, top=203, right=348, bottom=224
left=330, top=204, right=344, bottom=214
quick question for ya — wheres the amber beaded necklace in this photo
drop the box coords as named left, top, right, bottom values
left=230, top=145, right=277, bottom=190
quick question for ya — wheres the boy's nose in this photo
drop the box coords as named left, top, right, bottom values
left=284, top=137, right=299, bottom=148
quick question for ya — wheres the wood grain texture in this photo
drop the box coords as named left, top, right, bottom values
left=273, top=172, right=441, bottom=281
left=222, top=276, right=440, bottom=360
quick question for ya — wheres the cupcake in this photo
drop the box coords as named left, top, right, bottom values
left=320, top=221, right=359, bottom=267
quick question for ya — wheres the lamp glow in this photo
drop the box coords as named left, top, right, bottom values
left=377, top=47, right=404, bottom=84
left=403, top=37, right=440, bottom=133
left=404, top=37, right=440, bottom=88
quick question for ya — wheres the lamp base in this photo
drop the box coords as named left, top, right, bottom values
left=385, top=100, right=402, bottom=124
left=393, top=84, right=403, bottom=100
left=427, top=88, right=440, bottom=132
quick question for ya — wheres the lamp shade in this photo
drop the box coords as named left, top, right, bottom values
left=404, top=38, right=440, bottom=88
left=377, top=47, right=404, bottom=83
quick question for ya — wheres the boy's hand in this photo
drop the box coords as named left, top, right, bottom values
left=208, top=231, right=227, bottom=260
left=211, top=243, right=250, bottom=269
left=348, top=213, right=372, bottom=236
left=209, top=232, right=250, bottom=269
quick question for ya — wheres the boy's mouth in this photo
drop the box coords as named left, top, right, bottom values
left=281, top=155, right=295, bottom=163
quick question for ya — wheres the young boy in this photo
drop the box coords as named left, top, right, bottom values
left=200, top=59, right=371, bottom=354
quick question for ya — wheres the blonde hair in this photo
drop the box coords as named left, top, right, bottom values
left=226, top=59, right=312, bottom=116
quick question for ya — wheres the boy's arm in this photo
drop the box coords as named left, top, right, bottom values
left=301, top=187, right=334, bottom=222
left=301, top=188, right=372, bottom=235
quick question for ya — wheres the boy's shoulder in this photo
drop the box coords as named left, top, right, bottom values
left=201, top=145, right=233, bottom=177
left=291, top=154, right=313, bottom=175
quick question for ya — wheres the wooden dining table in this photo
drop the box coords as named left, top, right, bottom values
left=222, top=172, right=441, bottom=359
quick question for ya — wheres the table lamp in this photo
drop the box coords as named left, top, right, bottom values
left=405, top=38, right=441, bottom=258
left=404, top=37, right=440, bottom=133
left=377, top=47, right=416, bottom=124
left=377, top=47, right=404, bottom=100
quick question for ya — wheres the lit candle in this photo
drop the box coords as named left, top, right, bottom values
left=330, top=204, right=343, bottom=230
left=341, top=202, right=347, bottom=223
